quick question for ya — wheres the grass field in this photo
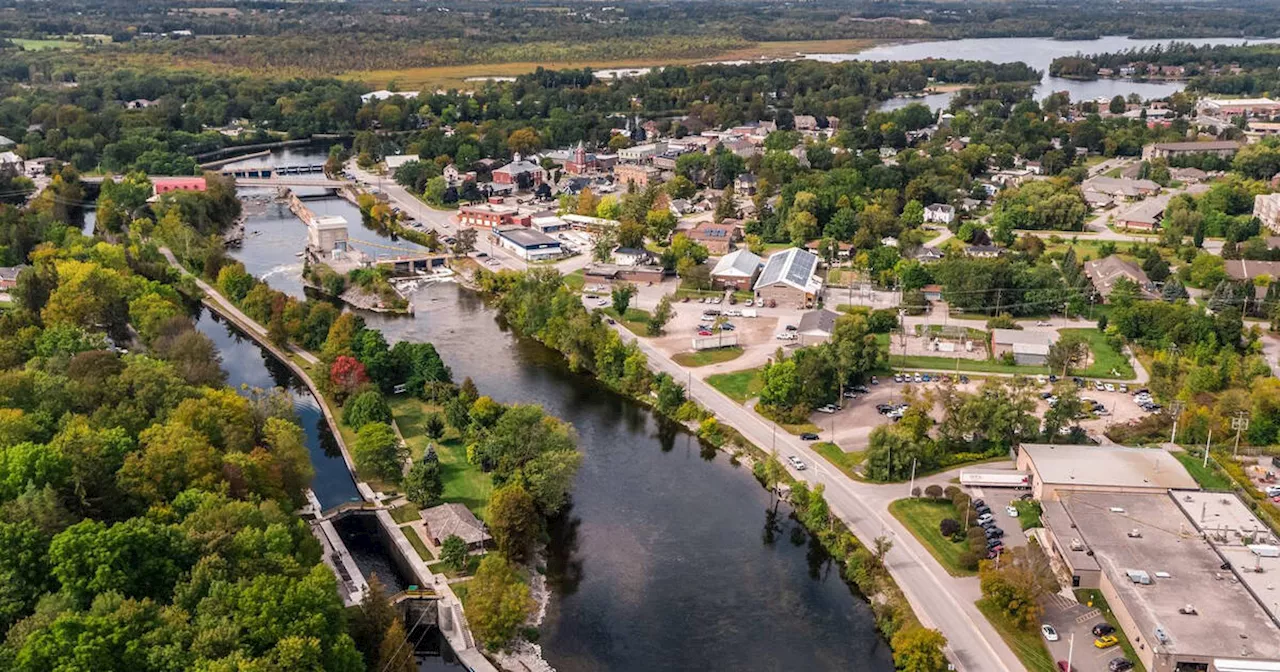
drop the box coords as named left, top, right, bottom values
left=707, top=367, right=764, bottom=403
left=8, top=37, right=86, bottom=50
left=401, top=525, right=434, bottom=561
left=976, top=599, right=1057, bottom=672
left=427, top=554, right=483, bottom=578
left=673, top=346, right=744, bottom=367
left=888, top=498, right=976, bottom=576
left=390, top=503, right=421, bottom=525
left=1074, top=589, right=1147, bottom=672
left=891, top=354, right=1051, bottom=375
left=1173, top=450, right=1234, bottom=490
left=563, top=269, right=585, bottom=292
left=390, top=397, right=493, bottom=518
left=812, top=442, right=864, bottom=479
left=603, top=306, right=652, bottom=336
left=1063, top=328, right=1135, bottom=380
left=1014, top=500, right=1043, bottom=530
left=348, top=38, right=880, bottom=89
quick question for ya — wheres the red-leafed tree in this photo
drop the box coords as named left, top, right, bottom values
left=330, top=355, right=369, bottom=401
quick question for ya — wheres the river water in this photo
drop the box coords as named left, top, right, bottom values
left=225, top=147, right=894, bottom=671
left=827, top=35, right=1280, bottom=110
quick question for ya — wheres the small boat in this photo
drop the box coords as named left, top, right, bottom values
left=295, top=252, right=304, bottom=257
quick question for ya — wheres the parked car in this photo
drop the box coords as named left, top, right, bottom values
left=913, top=373, right=923, bottom=383
left=817, top=404, right=838, bottom=414
left=1265, top=485, right=1280, bottom=497
left=853, top=384, right=870, bottom=394
left=799, top=432, right=820, bottom=441
left=870, top=376, right=879, bottom=385
left=876, top=404, right=895, bottom=414
left=1036, top=320, right=1051, bottom=327
left=1108, top=658, right=1134, bottom=672
left=1091, top=623, right=1115, bottom=638
left=1041, top=624, right=1059, bottom=642
left=985, top=526, right=1004, bottom=538
left=744, top=299, right=754, bottom=307
left=787, top=455, right=807, bottom=471
left=1094, top=635, right=1119, bottom=649
left=893, top=374, right=903, bottom=383
left=1006, top=505, right=1019, bottom=517
left=976, top=513, right=994, bottom=525
left=921, top=374, right=932, bottom=382
left=843, top=390, right=859, bottom=399
left=972, top=499, right=986, bottom=509
left=986, top=545, right=1004, bottom=558
left=1057, top=661, right=1076, bottom=672
left=698, top=330, right=712, bottom=336
left=784, top=324, right=798, bottom=331
left=1119, top=384, right=1129, bottom=393
left=720, top=323, right=735, bottom=331
left=1105, top=383, right=1116, bottom=392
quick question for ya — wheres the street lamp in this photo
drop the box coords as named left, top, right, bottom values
left=1232, top=411, right=1250, bottom=458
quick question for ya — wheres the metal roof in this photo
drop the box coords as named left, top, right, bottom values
left=754, top=247, right=821, bottom=293
left=711, top=249, right=761, bottom=278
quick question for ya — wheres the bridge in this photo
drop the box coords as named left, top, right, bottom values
left=234, top=176, right=349, bottom=188
left=220, top=163, right=327, bottom=179
left=390, top=588, right=443, bottom=604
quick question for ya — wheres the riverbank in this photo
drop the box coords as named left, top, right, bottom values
left=158, top=247, right=499, bottom=672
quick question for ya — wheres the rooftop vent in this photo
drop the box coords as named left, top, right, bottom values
left=1110, top=507, right=1126, bottom=513
left=1070, top=539, right=1086, bottom=551
left=1128, top=529, right=1143, bottom=538
left=1126, top=569, right=1152, bottom=585
left=1178, top=604, right=1197, bottom=615
left=1155, top=571, right=1172, bottom=579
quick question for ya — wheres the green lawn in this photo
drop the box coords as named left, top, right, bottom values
left=976, top=599, right=1057, bottom=672
left=707, top=367, right=764, bottom=403
left=1173, top=450, right=1233, bottom=490
left=673, top=346, right=744, bottom=367
left=888, top=498, right=976, bottom=577
left=390, top=503, right=421, bottom=524
left=891, top=354, right=1050, bottom=375
left=603, top=306, right=651, bottom=336
left=1014, top=500, right=1043, bottom=530
left=389, top=397, right=493, bottom=518
left=401, top=524, right=434, bottom=561
left=1074, top=589, right=1147, bottom=672
left=1063, top=328, right=1135, bottom=380
left=812, top=442, right=864, bottom=479
left=427, top=554, right=483, bottom=578
left=8, top=37, right=85, bottom=50
left=563, top=269, right=585, bottom=292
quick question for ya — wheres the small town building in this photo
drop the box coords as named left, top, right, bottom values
left=923, top=203, right=956, bottom=225
left=921, top=284, right=943, bottom=302
left=491, top=155, right=546, bottom=188
left=734, top=173, right=758, bottom=196
left=531, top=215, right=570, bottom=233
left=493, top=226, right=562, bottom=261
left=0, top=135, right=14, bottom=150
left=152, top=176, right=207, bottom=196
left=686, top=220, right=742, bottom=255
left=1114, top=198, right=1165, bottom=231
left=990, top=328, right=1056, bottom=366
left=964, top=245, right=1004, bottom=258
left=458, top=203, right=530, bottom=229
left=583, top=263, right=664, bottom=284
left=563, top=141, right=609, bottom=175
left=1197, top=96, right=1280, bottom=118
left=1083, top=255, right=1157, bottom=302
left=753, top=247, right=822, bottom=308
left=421, top=502, right=491, bottom=552
left=613, top=163, right=662, bottom=189
left=0, top=265, right=26, bottom=291
left=383, top=154, right=418, bottom=171
left=360, top=90, right=420, bottom=104
left=914, top=246, right=944, bottom=263
left=611, top=247, right=654, bottom=267
left=1225, top=258, right=1280, bottom=282
left=1082, top=176, right=1161, bottom=200
left=1141, top=140, right=1241, bottom=161
left=1015, top=443, right=1197, bottom=501
left=796, top=309, right=838, bottom=346
left=710, top=249, right=761, bottom=290
left=617, top=141, right=667, bottom=163
left=308, top=215, right=349, bottom=256
left=1255, top=193, right=1280, bottom=234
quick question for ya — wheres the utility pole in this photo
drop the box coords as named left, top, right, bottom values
left=908, top=458, right=917, bottom=497
left=1066, top=634, right=1074, bottom=672
left=1232, top=411, right=1250, bottom=458
left=1169, top=400, right=1185, bottom=445
left=1203, top=429, right=1212, bottom=469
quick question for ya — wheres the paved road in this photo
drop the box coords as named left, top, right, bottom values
left=612, top=325, right=1024, bottom=672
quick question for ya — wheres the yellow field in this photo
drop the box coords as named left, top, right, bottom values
left=349, top=38, right=883, bottom=90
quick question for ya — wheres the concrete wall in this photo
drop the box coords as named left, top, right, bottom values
left=756, top=284, right=810, bottom=309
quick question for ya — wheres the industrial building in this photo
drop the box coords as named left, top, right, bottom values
left=990, top=329, right=1058, bottom=366
left=492, top=226, right=562, bottom=261
left=753, top=247, right=822, bottom=308
left=1016, top=443, right=1197, bottom=500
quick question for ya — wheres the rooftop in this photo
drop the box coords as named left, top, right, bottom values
left=797, top=309, right=838, bottom=335
left=1226, top=259, right=1280, bottom=281
left=421, top=502, right=491, bottom=546
left=1150, top=140, right=1242, bottom=152
left=1021, top=443, right=1197, bottom=490
left=496, top=226, right=559, bottom=248
left=312, top=215, right=348, bottom=230
left=1084, top=255, right=1156, bottom=298
left=754, top=247, right=822, bottom=294
left=992, top=328, right=1056, bottom=347
left=1057, top=491, right=1280, bottom=660
left=711, top=249, right=761, bottom=278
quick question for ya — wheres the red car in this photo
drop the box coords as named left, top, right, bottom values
left=697, top=330, right=712, bottom=336
left=1056, top=662, right=1076, bottom=672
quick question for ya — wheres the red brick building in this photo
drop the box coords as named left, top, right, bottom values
left=459, top=203, right=531, bottom=229
left=152, top=176, right=207, bottom=196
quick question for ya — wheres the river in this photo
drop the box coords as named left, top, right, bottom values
left=226, top=147, right=895, bottom=671
left=825, top=35, right=1280, bottom=110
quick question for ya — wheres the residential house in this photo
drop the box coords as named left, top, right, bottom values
left=491, top=156, right=546, bottom=188
left=584, top=263, right=664, bottom=285
left=1168, top=167, right=1207, bottom=183
left=1082, top=176, right=1161, bottom=200
left=793, top=115, right=819, bottom=132
left=710, top=249, right=762, bottom=290
left=990, top=329, right=1057, bottom=366
left=914, top=246, right=944, bottom=263
left=0, top=136, right=13, bottom=150
left=964, top=245, right=1004, bottom=258
left=687, top=220, right=742, bottom=255
left=125, top=98, right=158, bottom=109
left=753, top=247, right=822, bottom=308
left=1114, top=198, right=1166, bottom=231
left=1083, top=256, right=1157, bottom=302
left=796, top=309, right=838, bottom=346
left=0, top=265, right=26, bottom=291
left=1225, top=259, right=1280, bottom=283
left=443, top=163, right=476, bottom=187
left=734, top=173, right=758, bottom=196
left=360, top=90, right=420, bottom=104
left=1255, top=193, right=1280, bottom=234
left=923, top=203, right=956, bottom=225
left=421, top=503, right=491, bottom=552
left=152, top=176, right=207, bottom=196
left=921, top=284, right=943, bottom=302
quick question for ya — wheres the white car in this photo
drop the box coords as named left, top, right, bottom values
left=1041, top=624, right=1059, bottom=642
left=596, top=299, right=609, bottom=307
left=1006, top=505, right=1019, bottom=517
left=817, top=404, right=838, bottom=414
left=788, top=455, right=807, bottom=471
left=1105, top=383, right=1116, bottom=392
left=1036, top=321, right=1052, bottom=327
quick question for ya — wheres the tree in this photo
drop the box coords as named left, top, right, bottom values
left=329, top=355, right=369, bottom=401
left=1109, top=95, right=1126, bottom=115
left=422, top=411, right=446, bottom=439
left=891, top=627, right=949, bottom=672
left=1046, top=331, right=1089, bottom=376
left=466, top=554, right=534, bottom=650
left=353, top=422, right=406, bottom=482
left=611, top=283, right=636, bottom=315
left=978, top=545, right=1055, bottom=630
left=939, top=518, right=961, bottom=537
left=486, top=483, right=540, bottom=561
left=403, top=460, right=443, bottom=507
left=506, top=128, right=540, bottom=156
left=440, top=534, right=469, bottom=572
left=350, top=575, right=398, bottom=666
left=423, top=176, right=447, bottom=205
left=715, top=183, right=738, bottom=223
left=452, top=228, right=477, bottom=256
left=376, top=618, right=416, bottom=672
left=648, top=295, right=673, bottom=336
left=342, top=390, right=392, bottom=430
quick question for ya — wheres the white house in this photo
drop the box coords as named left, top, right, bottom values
left=923, top=203, right=956, bottom=225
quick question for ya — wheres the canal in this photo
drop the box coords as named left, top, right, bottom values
left=225, top=147, right=894, bottom=671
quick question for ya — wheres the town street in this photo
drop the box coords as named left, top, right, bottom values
left=611, top=324, right=1024, bottom=672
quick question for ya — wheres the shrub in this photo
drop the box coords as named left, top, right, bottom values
left=342, top=390, right=392, bottom=429
left=911, top=486, right=922, bottom=497
left=925, top=484, right=944, bottom=499
left=940, top=518, right=961, bottom=537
